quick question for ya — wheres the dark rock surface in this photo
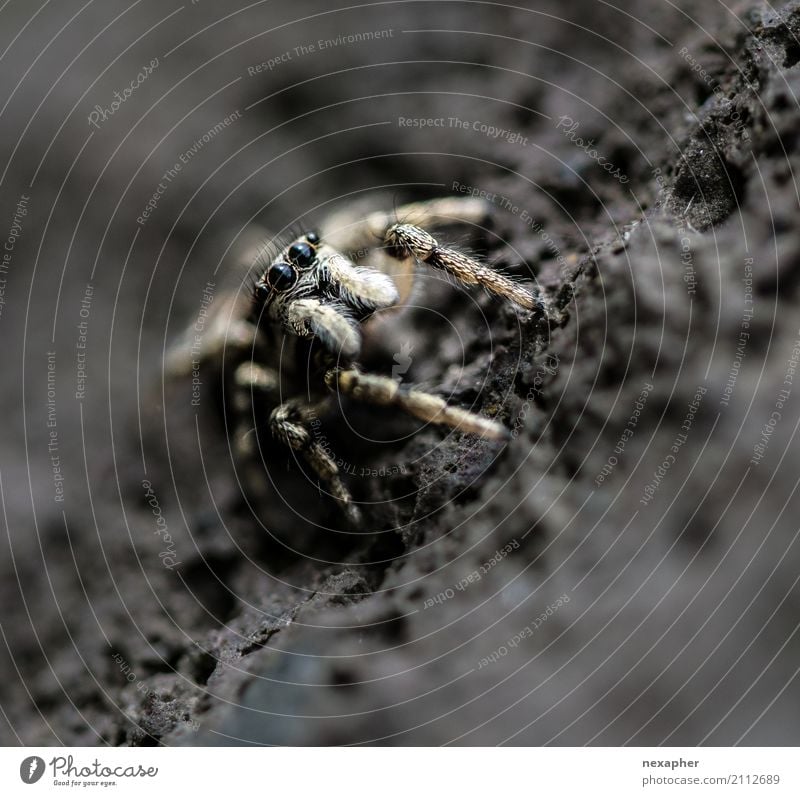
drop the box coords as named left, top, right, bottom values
left=1, top=0, right=799, bottom=745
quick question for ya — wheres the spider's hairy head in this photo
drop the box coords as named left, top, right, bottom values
left=252, top=231, right=399, bottom=362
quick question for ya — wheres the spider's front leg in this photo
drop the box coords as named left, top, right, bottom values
left=268, top=397, right=363, bottom=529
left=384, top=223, right=543, bottom=312
left=325, top=367, right=509, bottom=441
left=231, top=362, right=361, bottom=527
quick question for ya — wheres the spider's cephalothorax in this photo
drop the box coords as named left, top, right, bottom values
left=168, top=197, right=550, bottom=527
left=252, top=230, right=399, bottom=364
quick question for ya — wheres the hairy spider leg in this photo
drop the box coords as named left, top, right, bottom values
left=325, top=367, right=509, bottom=441
left=384, top=223, right=542, bottom=312
left=232, top=362, right=362, bottom=528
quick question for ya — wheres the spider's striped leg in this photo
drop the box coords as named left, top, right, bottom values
left=383, top=223, right=543, bottom=312
left=268, top=397, right=362, bottom=528
left=325, top=367, right=509, bottom=441
left=230, top=364, right=360, bottom=526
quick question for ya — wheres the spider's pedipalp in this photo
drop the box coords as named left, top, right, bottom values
left=384, top=223, right=541, bottom=312
left=326, top=367, right=509, bottom=441
left=323, top=252, right=400, bottom=314
left=284, top=298, right=362, bottom=361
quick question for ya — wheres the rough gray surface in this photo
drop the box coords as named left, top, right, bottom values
left=1, top=0, right=799, bottom=745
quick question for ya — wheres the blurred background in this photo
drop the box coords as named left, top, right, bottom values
left=1, top=0, right=799, bottom=745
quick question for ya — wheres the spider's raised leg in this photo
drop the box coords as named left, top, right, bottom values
left=384, top=223, right=543, bottom=312
left=320, top=196, right=492, bottom=255
left=268, top=397, right=362, bottom=528
left=325, top=367, right=509, bottom=441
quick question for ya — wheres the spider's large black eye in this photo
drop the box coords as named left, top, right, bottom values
left=288, top=240, right=316, bottom=269
left=266, top=261, right=297, bottom=292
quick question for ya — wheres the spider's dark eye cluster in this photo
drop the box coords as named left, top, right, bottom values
left=254, top=231, right=320, bottom=300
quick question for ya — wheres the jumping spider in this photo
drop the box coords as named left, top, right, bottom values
left=168, top=196, right=546, bottom=528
